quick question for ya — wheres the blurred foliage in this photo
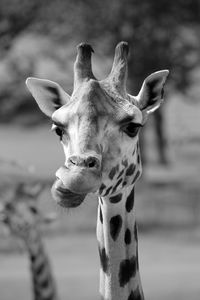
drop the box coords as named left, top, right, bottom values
left=0, top=0, right=199, bottom=122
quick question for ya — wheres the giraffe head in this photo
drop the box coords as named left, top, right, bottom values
left=26, top=42, right=168, bottom=208
left=0, top=182, right=53, bottom=241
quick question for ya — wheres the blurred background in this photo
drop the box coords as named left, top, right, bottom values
left=0, top=0, right=200, bottom=299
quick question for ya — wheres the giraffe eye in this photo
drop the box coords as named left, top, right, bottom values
left=55, top=127, right=63, bottom=137
left=122, top=123, right=142, bottom=138
left=52, top=126, right=64, bottom=140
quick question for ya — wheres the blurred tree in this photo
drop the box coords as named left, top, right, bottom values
left=0, top=0, right=41, bottom=55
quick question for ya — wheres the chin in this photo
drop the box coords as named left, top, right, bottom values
left=51, top=180, right=87, bottom=208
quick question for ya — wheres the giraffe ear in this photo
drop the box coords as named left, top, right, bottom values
left=26, top=78, right=70, bottom=117
left=136, top=70, right=169, bottom=115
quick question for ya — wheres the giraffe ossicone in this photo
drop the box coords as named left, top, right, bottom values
left=26, top=41, right=169, bottom=300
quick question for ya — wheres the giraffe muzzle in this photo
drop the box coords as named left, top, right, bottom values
left=51, top=179, right=87, bottom=208
left=52, top=165, right=101, bottom=207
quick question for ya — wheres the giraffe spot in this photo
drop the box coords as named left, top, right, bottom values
left=99, top=183, right=106, bottom=194
left=30, top=253, right=37, bottom=263
left=132, top=148, right=136, bottom=156
left=125, top=188, right=135, bottom=212
left=136, top=244, right=139, bottom=270
left=104, top=186, right=113, bottom=196
left=122, top=159, right=128, bottom=167
left=137, top=154, right=140, bottom=164
left=98, top=246, right=109, bottom=274
left=33, top=283, right=41, bottom=299
left=109, top=193, right=122, bottom=203
left=40, top=276, right=50, bottom=289
left=134, top=223, right=139, bottom=269
left=127, top=288, right=143, bottom=300
left=110, top=215, right=122, bottom=241
left=99, top=206, right=103, bottom=224
left=125, top=163, right=136, bottom=176
left=127, top=291, right=134, bottom=300
left=124, top=228, right=131, bottom=245
left=119, top=255, right=137, bottom=287
left=134, top=222, right=138, bottom=242
left=109, top=165, right=119, bottom=180
left=122, top=180, right=127, bottom=187
left=35, top=261, right=46, bottom=276
left=132, top=170, right=141, bottom=184
left=117, top=169, right=124, bottom=179
left=112, top=178, right=123, bottom=194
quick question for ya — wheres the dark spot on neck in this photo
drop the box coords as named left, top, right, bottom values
left=112, top=178, right=123, bottom=194
left=122, top=180, right=127, bottom=187
left=104, top=186, right=113, bottom=196
left=125, top=188, right=135, bottom=213
left=99, top=183, right=106, bottom=195
left=128, top=287, right=144, bottom=300
left=125, top=163, right=136, bottom=176
left=99, top=206, right=103, bottom=224
left=30, top=253, right=37, bottom=263
left=117, top=169, right=124, bottom=179
left=128, top=288, right=143, bottom=300
left=132, top=170, right=141, bottom=184
left=98, top=246, right=109, bottom=274
left=134, top=222, right=138, bottom=242
left=134, top=223, right=139, bottom=270
left=40, top=277, right=50, bottom=289
left=35, top=260, right=46, bottom=276
left=109, top=165, right=119, bottom=180
left=122, top=159, right=128, bottom=168
left=124, top=228, right=131, bottom=245
left=109, top=193, right=122, bottom=203
left=110, top=215, right=123, bottom=241
left=119, top=255, right=137, bottom=287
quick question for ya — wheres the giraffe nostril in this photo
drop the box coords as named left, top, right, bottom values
left=70, top=158, right=76, bottom=165
left=68, top=155, right=100, bottom=169
left=68, top=156, right=78, bottom=166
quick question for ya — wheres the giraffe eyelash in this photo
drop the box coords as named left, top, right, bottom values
left=51, top=124, right=64, bottom=140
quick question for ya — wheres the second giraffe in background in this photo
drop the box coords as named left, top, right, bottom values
left=0, top=182, right=59, bottom=300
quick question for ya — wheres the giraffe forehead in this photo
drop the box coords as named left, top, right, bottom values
left=53, top=80, right=142, bottom=126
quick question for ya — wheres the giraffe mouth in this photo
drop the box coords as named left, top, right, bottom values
left=51, top=179, right=87, bottom=208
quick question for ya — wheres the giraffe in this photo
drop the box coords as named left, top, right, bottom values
left=26, top=41, right=169, bottom=300
left=0, top=181, right=59, bottom=300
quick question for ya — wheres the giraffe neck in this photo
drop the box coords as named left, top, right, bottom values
left=25, top=229, right=59, bottom=300
left=97, top=185, right=144, bottom=300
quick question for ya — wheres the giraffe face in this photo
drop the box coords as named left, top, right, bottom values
left=0, top=199, right=39, bottom=239
left=51, top=80, right=143, bottom=206
left=0, top=183, right=51, bottom=240
left=26, top=42, right=169, bottom=208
